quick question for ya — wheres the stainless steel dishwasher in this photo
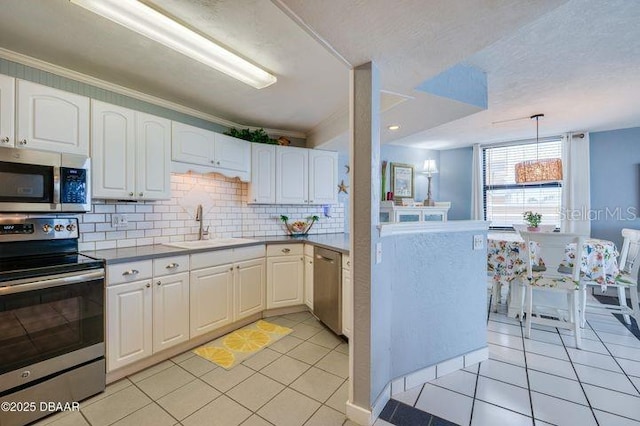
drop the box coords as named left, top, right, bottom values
left=313, top=247, right=342, bottom=335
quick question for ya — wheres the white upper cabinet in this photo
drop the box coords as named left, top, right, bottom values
left=171, top=121, right=213, bottom=166
left=308, top=150, right=338, bottom=205
left=171, top=122, right=250, bottom=181
left=91, top=100, right=171, bottom=200
left=248, top=143, right=276, bottom=204
left=214, top=133, right=250, bottom=172
left=91, top=101, right=136, bottom=199
left=276, top=146, right=309, bottom=204
left=0, top=75, right=14, bottom=148
left=17, top=80, right=89, bottom=154
left=136, top=112, right=171, bottom=200
left=252, top=145, right=339, bottom=205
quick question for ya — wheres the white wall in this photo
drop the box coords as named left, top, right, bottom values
left=78, top=172, right=344, bottom=251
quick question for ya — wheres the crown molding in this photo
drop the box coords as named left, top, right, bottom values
left=0, top=47, right=306, bottom=139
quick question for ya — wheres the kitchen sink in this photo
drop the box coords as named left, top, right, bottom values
left=163, top=238, right=259, bottom=249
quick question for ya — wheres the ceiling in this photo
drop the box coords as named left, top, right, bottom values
left=0, top=0, right=637, bottom=151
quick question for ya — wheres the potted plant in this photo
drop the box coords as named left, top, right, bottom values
left=523, top=211, right=542, bottom=231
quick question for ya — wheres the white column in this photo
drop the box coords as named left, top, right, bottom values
left=348, top=61, right=384, bottom=423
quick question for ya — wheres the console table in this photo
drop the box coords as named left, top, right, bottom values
left=380, top=202, right=451, bottom=223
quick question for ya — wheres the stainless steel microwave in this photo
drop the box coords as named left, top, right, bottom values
left=0, top=148, right=91, bottom=212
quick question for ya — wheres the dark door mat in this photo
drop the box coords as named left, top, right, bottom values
left=591, top=294, right=640, bottom=340
left=379, top=399, right=460, bottom=426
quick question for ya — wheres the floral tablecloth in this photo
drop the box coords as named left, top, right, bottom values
left=487, top=233, right=620, bottom=288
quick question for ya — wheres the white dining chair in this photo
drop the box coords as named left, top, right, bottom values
left=520, top=231, right=583, bottom=349
left=580, top=228, right=640, bottom=326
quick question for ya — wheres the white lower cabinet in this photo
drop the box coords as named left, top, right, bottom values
left=106, top=257, right=189, bottom=372
left=304, top=245, right=314, bottom=310
left=107, top=278, right=153, bottom=372
left=266, top=244, right=304, bottom=309
left=189, top=246, right=265, bottom=338
left=153, top=272, right=190, bottom=352
left=234, top=258, right=266, bottom=320
left=190, top=264, right=234, bottom=338
left=342, top=255, right=352, bottom=338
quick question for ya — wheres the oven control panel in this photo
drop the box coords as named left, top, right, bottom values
left=0, top=218, right=79, bottom=241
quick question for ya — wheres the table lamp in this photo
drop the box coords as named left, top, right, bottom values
left=423, top=159, right=438, bottom=206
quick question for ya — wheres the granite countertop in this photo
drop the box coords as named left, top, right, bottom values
left=83, top=233, right=350, bottom=264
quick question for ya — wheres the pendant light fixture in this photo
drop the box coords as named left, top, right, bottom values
left=514, top=114, right=563, bottom=184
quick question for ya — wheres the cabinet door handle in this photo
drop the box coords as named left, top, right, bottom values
left=282, top=248, right=291, bottom=254
left=236, top=265, right=240, bottom=269
left=19, top=139, right=27, bottom=145
left=0, top=136, right=9, bottom=143
left=123, top=269, right=139, bottom=276
left=129, top=192, right=134, bottom=196
left=165, top=263, right=179, bottom=269
left=211, top=160, right=215, bottom=164
left=139, top=192, right=143, bottom=197
left=229, top=267, right=233, bottom=271
left=217, top=161, right=221, bottom=165
left=145, top=283, right=151, bottom=288
left=310, top=200, right=313, bottom=203
left=156, top=281, right=162, bottom=286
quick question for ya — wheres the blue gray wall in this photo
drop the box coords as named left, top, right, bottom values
left=590, top=127, right=640, bottom=249
left=440, top=147, right=473, bottom=220
left=384, top=230, right=487, bottom=377
left=380, top=145, right=440, bottom=202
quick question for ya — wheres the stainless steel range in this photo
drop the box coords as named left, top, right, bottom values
left=0, top=217, right=105, bottom=426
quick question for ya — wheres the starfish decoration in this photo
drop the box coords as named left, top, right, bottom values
left=338, top=180, right=349, bottom=194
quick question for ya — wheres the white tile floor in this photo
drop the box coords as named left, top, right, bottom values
left=36, top=311, right=358, bottom=426
left=390, top=295, right=640, bottom=425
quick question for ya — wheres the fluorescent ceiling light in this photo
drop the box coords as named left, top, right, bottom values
left=387, top=125, right=400, bottom=130
left=70, top=0, right=277, bottom=89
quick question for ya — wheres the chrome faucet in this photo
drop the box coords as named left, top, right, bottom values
left=195, top=204, right=209, bottom=240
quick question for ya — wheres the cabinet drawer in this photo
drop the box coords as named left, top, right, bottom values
left=153, top=255, right=190, bottom=277
left=191, top=249, right=235, bottom=270
left=234, top=245, right=265, bottom=261
left=267, top=244, right=303, bottom=257
left=108, top=260, right=153, bottom=285
left=303, top=244, right=314, bottom=257
left=342, top=255, right=350, bottom=270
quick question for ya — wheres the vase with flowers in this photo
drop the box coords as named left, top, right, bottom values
left=523, top=211, right=542, bottom=231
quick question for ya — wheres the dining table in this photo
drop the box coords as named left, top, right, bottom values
left=487, top=232, right=620, bottom=318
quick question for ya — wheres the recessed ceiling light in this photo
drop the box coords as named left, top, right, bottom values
left=388, top=125, right=400, bottom=130
left=70, top=0, right=277, bottom=89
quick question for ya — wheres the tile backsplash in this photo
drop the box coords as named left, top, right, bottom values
left=77, top=173, right=344, bottom=251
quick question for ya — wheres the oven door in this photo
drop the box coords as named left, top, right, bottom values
left=0, top=269, right=104, bottom=393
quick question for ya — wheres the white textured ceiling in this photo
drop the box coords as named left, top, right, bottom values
left=391, top=0, right=640, bottom=149
left=1, top=0, right=634, bottom=150
left=0, top=0, right=348, bottom=133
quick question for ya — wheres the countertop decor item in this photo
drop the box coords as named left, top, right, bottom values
left=381, top=161, right=388, bottom=201
left=390, top=162, right=414, bottom=204
left=421, top=159, right=438, bottom=206
left=523, top=211, right=542, bottom=230
left=280, top=215, right=319, bottom=236
left=224, top=127, right=277, bottom=144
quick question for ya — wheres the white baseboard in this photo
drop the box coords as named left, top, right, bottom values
left=346, top=400, right=373, bottom=426
left=390, top=347, right=488, bottom=395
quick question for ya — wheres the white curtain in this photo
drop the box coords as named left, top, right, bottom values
left=471, top=143, right=484, bottom=220
left=561, top=132, right=591, bottom=235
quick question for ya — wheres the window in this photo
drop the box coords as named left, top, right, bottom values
left=483, top=139, right=562, bottom=229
